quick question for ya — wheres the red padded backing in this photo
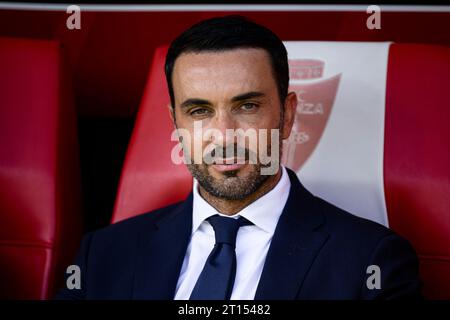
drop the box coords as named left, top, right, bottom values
left=385, top=44, right=450, bottom=299
left=0, top=37, right=82, bottom=299
left=112, top=46, right=192, bottom=223
left=2, top=10, right=450, bottom=117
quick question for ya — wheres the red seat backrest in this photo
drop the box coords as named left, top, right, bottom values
left=385, top=44, right=450, bottom=299
left=0, top=37, right=82, bottom=299
left=112, top=46, right=192, bottom=223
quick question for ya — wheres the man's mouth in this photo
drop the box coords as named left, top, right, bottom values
left=211, top=158, right=246, bottom=172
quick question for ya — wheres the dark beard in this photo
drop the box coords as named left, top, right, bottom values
left=186, top=163, right=270, bottom=200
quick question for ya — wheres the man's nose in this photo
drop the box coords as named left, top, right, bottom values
left=205, top=110, right=237, bottom=145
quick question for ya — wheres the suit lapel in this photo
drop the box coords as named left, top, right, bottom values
left=132, top=194, right=193, bottom=299
left=255, top=169, right=330, bottom=299
left=131, top=169, right=328, bottom=300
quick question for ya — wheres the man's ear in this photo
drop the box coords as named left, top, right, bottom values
left=281, top=91, right=297, bottom=140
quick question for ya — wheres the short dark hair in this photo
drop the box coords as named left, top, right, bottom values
left=165, top=15, right=289, bottom=109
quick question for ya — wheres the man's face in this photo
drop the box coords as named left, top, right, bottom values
left=171, top=48, right=296, bottom=200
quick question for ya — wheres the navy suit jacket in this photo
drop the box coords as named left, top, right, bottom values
left=56, top=168, right=421, bottom=299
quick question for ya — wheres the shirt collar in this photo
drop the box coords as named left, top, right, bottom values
left=192, top=166, right=291, bottom=234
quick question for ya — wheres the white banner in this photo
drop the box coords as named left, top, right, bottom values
left=282, top=41, right=391, bottom=226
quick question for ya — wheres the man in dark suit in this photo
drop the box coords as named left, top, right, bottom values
left=56, top=15, right=421, bottom=300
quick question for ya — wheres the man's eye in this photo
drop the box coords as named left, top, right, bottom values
left=240, top=103, right=258, bottom=111
left=190, top=108, right=210, bottom=116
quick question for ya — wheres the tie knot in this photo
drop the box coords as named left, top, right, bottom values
left=208, top=215, right=251, bottom=247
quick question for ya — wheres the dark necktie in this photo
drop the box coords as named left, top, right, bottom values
left=189, top=214, right=252, bottom=300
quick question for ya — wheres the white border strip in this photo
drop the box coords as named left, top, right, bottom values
left=0, top=3, right=449, bottom=13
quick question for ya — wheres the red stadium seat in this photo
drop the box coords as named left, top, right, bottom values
left=0, top=37, right=82, bottom=299
left=112, top=43, right=450, bottom=299
left=384, top=44, right=450, bottom=299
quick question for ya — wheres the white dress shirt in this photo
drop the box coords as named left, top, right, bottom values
left=174, top=166, right=291, bottom=300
